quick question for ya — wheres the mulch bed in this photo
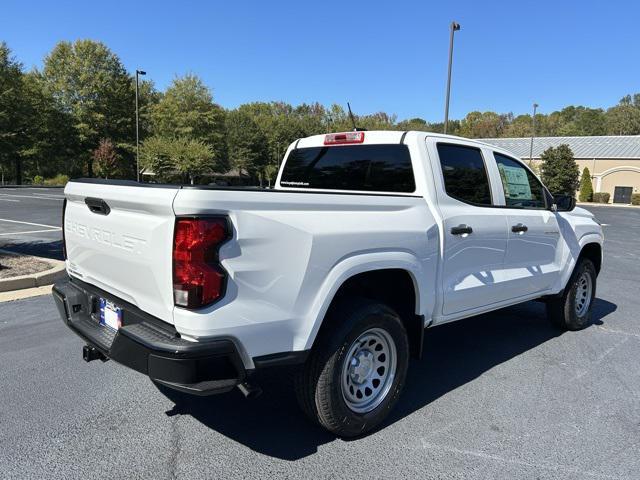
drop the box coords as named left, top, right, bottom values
left=0, top=254, right=52, bottom=279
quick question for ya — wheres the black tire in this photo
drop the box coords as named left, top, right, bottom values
left=546, top=258, right=597, bottom=331
left=295, top=298, right=409, bottom=438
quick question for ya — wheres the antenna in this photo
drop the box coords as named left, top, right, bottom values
left=347, top=102, right=357, bottom=131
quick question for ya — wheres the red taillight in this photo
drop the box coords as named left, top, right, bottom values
left=324, top=131, right=365, bottom=145
left=172, top=217, right=230, bottom=309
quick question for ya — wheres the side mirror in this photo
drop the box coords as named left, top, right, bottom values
left=552, top=194, right=576, bottom=212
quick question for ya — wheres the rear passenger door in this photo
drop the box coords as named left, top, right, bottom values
left=430, top=142, right=511, bottom=316
left=491, top=152, right=562, bottom=297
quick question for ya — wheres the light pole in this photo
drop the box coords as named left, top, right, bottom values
left=135, top=69, right=146, bottom=182
left=529, top=102, right=538, bottom=166
left=443, top=21, right=461, bottom=134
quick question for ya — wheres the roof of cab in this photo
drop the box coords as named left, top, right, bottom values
left=294, top=130, right=509, bottom=153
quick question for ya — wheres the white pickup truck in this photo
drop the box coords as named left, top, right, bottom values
left=54, top=130, right=603, bottom=437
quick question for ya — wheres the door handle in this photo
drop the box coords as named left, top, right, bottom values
left=451, top=224, right=473, bottom=235
left=85, top=197, right=111, bottom=216
left=511, top=223, right=528, bottom=233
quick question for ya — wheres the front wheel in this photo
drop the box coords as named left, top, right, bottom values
left=295, top=298, right=409, bottom=437
left=547, top=258, right=597, bottom=330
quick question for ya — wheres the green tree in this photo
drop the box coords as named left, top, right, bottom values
left=140, top=135, right=214, bottom=184
left=261, top=163, right=279, bottom=188
left=578, top=167, right=593, bottom=202
left=41, top=40, right=135, bottom=177
left=20, top=71, right=81, bottom=179
left=0, top=42, right=29, bottom=183
left=540, top=144, right=580, bottom=195
left=225, top=109, right=268, bottom=180
left=151, top=74, right=226, bottom=170
left=458, top=111, right=509, bottom=138
left=503, top=114, right=533, bottom=137
left=605, top=96, right=640, bottom=135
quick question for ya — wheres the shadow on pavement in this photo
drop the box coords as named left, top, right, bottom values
left=154, top=297, right=617, bottom=461
left=1, top=240, right=64, bottom=261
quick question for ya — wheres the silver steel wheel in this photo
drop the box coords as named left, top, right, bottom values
left=341, top=327, right=397, bottom=414
left=574, top=270, right=593, bottom=317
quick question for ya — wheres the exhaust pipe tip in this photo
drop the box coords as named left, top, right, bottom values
left=237, top=381, right=262, bottom=399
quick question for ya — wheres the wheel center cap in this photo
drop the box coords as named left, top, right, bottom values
left=350, top=351, right=374, bottom=384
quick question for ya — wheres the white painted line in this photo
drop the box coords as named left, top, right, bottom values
left=0, top=218, right=61, bottom=229
left=0, top=228, right=61, bottom=236
left=32, top=193, right=64, bottom=198
left=0, top=193, right=63, bottom=201
left=0, top=198, right=20, bottom=202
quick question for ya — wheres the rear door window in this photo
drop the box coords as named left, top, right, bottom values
left=436, top=143, right=493, bottom=205
left=279, top=144, right=415, bottom=193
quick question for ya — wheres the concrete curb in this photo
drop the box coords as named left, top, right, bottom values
left=0, top=250, right=66, bottom=293
left=0, top=285, right=53, bottom=303
left=578, top=202, right=639, bottom=208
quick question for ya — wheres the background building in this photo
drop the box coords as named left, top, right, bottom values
left=481, top=135, right=640, bottom=203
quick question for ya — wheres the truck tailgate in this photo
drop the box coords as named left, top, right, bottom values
left=64, top=181, right=179, bottom=324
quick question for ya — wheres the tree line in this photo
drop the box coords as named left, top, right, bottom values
left=2, top=39, right=640, bottom=185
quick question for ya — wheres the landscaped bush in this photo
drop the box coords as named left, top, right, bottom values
left=632, top=193, right=640, bottom=205
left=32, top=175, right=44, bottom=185
left=43, top=174, right=69, bottom=186
left=578, top=167, right=593, bottom=202
left=592, top=192, right=610, bottom=204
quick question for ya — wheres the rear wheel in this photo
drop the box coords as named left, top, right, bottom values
left=547, top=258, right=597, bottom=330
left=295, top=298, right=409, bottom=437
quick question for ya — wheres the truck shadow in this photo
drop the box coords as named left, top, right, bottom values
left=0, top=239, right=64, bottom=261
left=156, top=297, right=617, bottom=461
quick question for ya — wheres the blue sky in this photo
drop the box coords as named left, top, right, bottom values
left=3, top=0, right=639, bottom=122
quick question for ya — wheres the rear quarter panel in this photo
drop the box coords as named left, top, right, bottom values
left=172, top=189, right=438, bottom=362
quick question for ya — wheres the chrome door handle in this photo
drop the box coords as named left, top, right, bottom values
left=451, top=224, right=473, bottom=235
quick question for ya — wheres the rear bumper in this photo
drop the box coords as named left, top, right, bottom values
left=52, top=278, right=249, bottom=395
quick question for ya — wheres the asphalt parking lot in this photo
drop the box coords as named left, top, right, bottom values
left=1, top=202, right=639, bottom=479
left=0, top=187, right=64, bottom=259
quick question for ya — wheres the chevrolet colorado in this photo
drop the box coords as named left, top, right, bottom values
left=53, top=130, right=603, bottom=437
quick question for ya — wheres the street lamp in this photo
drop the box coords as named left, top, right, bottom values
left=443, top=21, right=461, bottom=135
left=135, top=69, right=146, bottom=182
left=529, top=102, right=539, bottom=166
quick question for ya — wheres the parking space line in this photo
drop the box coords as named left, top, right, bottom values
left=0, top=198, right=20, bottom=202
left=0, top=193, right=64, bottom=201
left=0, top=218, right=61, bottom=229
left=0, top=228, right=61, bottom=236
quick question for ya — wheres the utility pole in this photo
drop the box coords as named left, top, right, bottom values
left=529, top=103, right=538, bottom=166
left=135, top=69, right=146, bottom=182
left=444, top=21, right=461, bottom=134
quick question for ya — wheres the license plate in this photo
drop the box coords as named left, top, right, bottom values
left=99, top=298, right=122, bottom=331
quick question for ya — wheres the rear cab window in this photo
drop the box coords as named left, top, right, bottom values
left=436, top=143, right=493, bottom=206
left=279, top=144, right=416, bottom=193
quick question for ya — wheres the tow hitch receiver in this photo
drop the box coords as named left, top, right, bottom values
left=83, top=345, right=108, bottom=362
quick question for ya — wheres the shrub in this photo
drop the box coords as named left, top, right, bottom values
left=592, top=192, right=610, bottom=204
left=33, top=175, right=44, bottom=185
left=632, top=193, right=640, bottom=206
left=44, top=174, right=69, bottom=186
left=540, top=144, right=580, bottom=194
left=578, top=167, right=593, bottom=202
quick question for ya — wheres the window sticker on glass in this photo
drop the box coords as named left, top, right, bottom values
left=497, top=163, right=532, bottom=200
